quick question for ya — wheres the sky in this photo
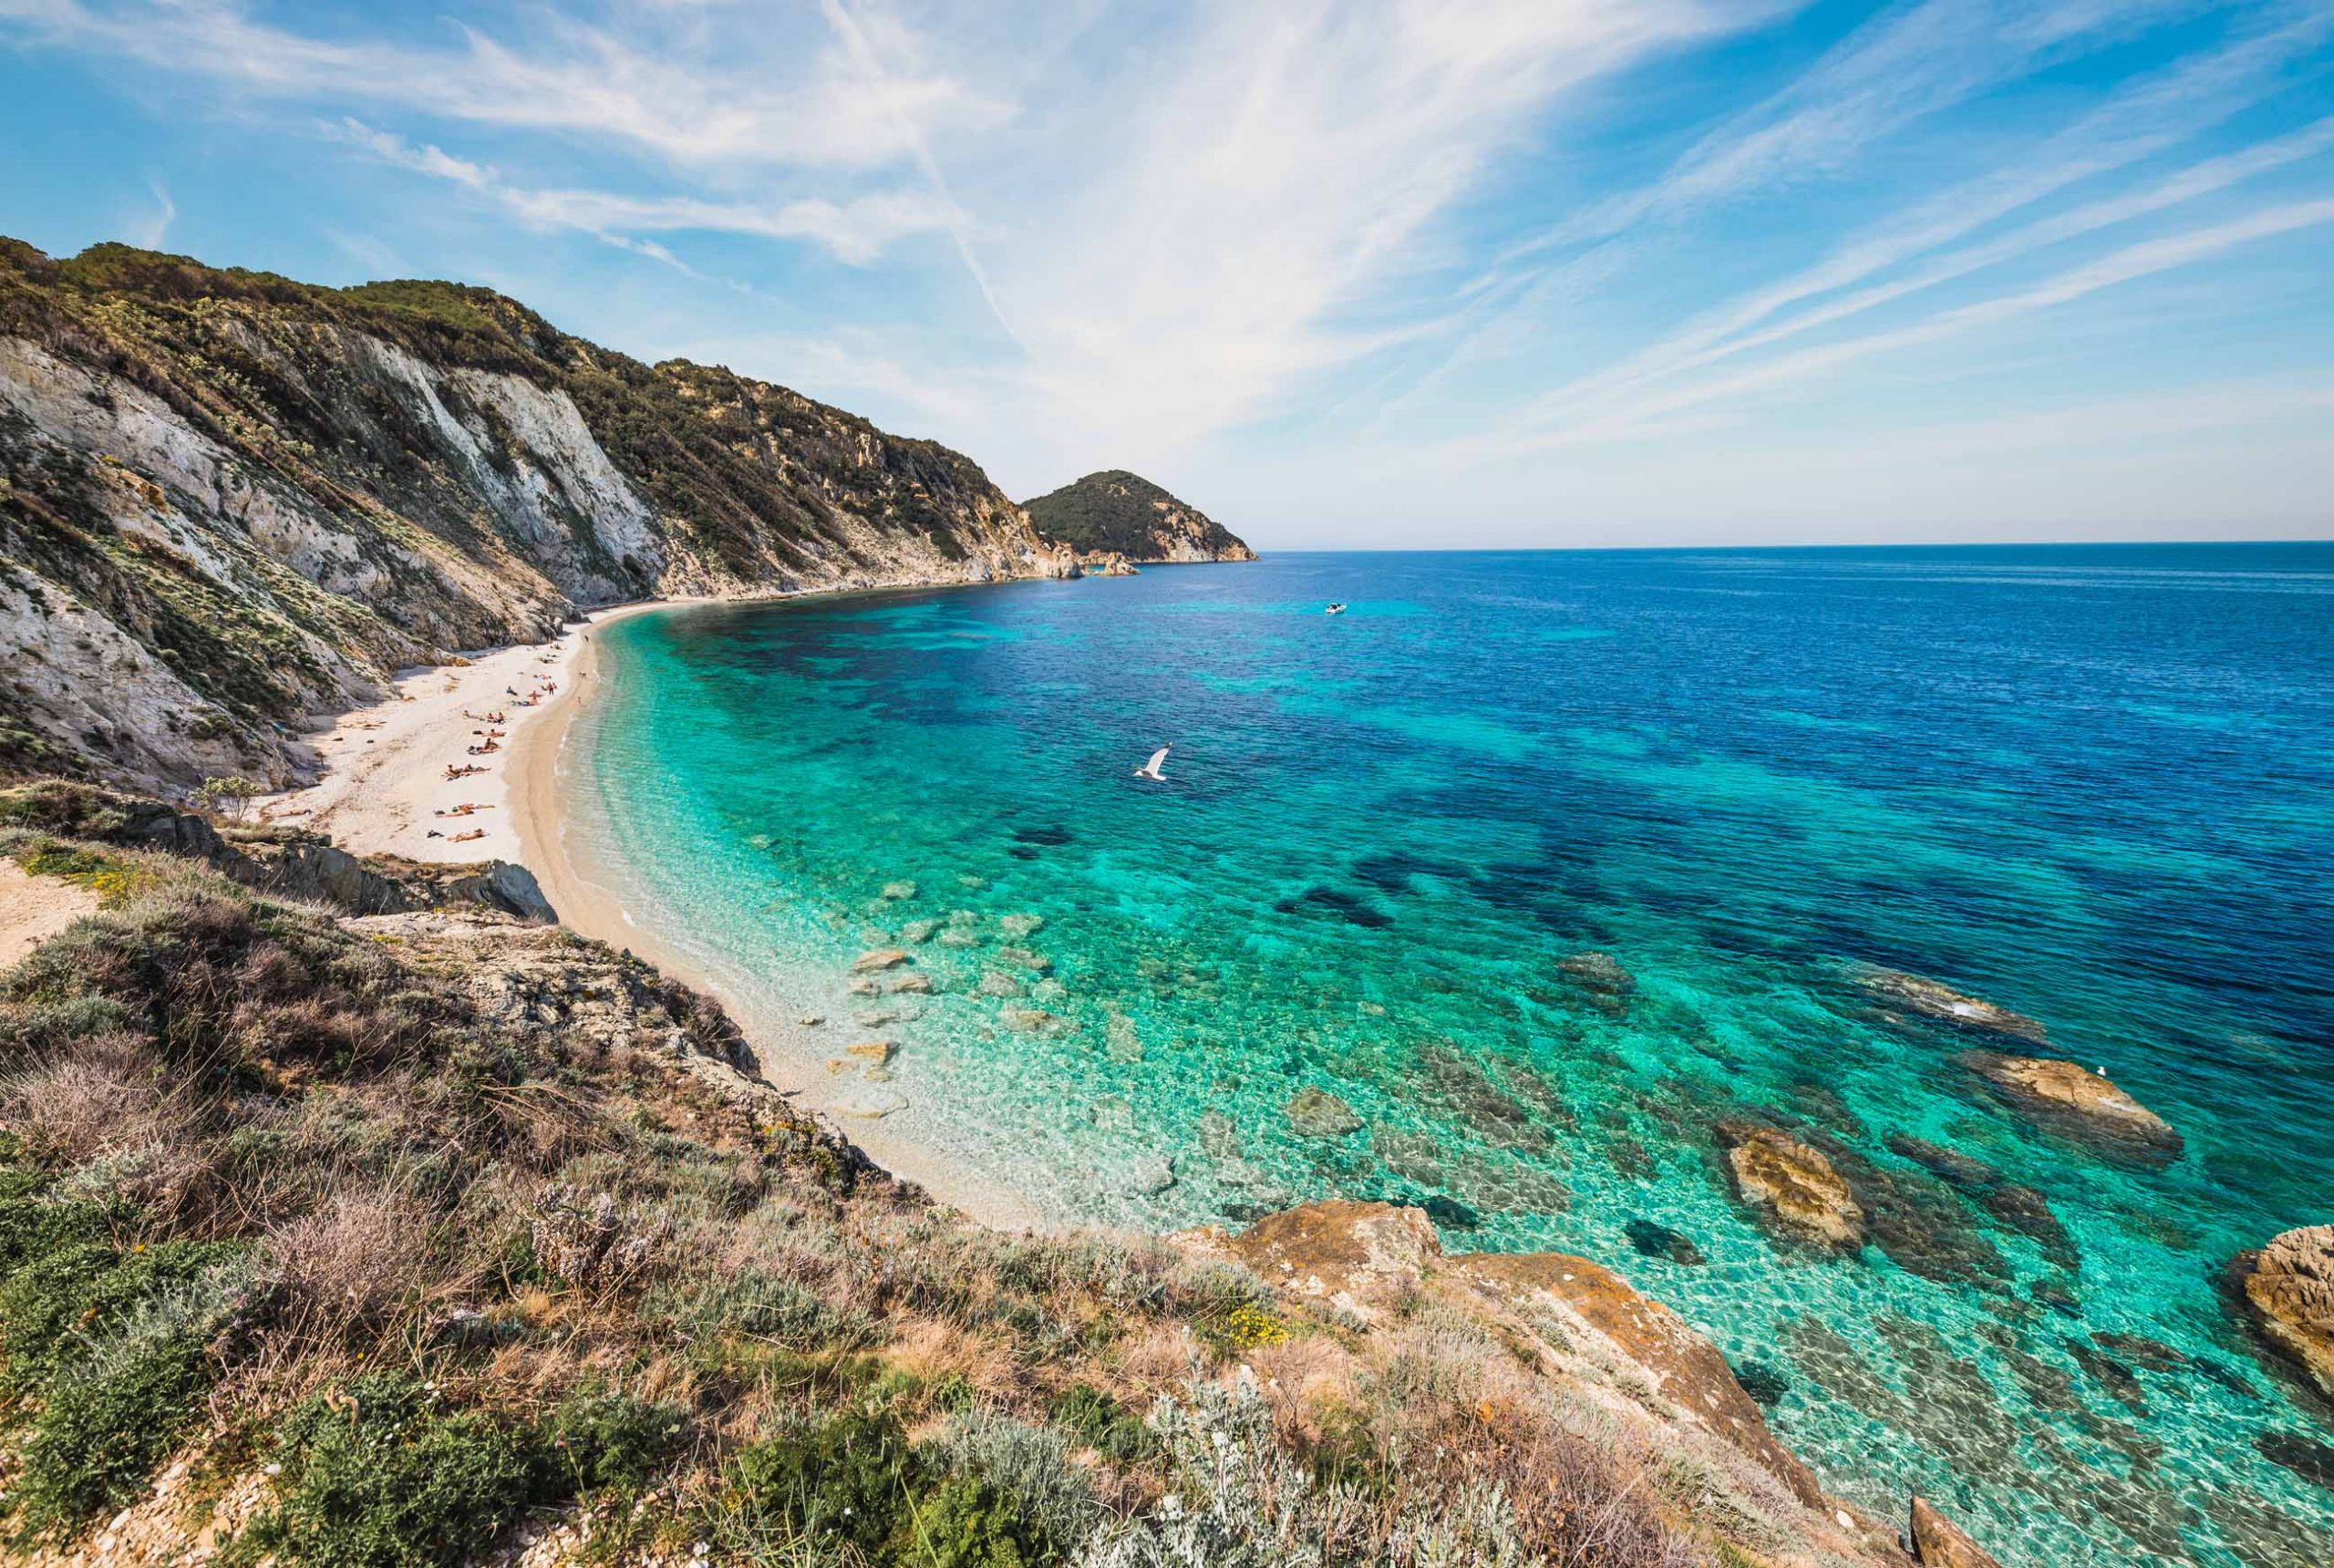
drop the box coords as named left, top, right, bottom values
left=2, top=0, right=2330, bottom=549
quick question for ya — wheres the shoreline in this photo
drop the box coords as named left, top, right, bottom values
left=509, top=598, right=1051, bottom=1233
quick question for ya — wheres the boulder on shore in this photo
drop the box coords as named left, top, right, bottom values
left=1715, top=1119, right=1864, bottom=1251
left=1958, top=1053, right=2182, bottom=1166
left=1910, top=1496, right=2005, bottom=1567
left=2228, top=1225, right=2334, bottom=1401
left=1856, top=966, right=2047, bottom=1044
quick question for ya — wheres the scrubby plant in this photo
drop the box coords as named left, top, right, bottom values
left=718, top=1403, right=920, bottom=1560
left=919, top=1411, right=1103, bottom=1565
left=542, top=1386, right=689, bottom=1497
left=12, top=1255, right=263, bottom=1535
left=1048, top=1384, right=1159, bottom=1464
left=228, top=1375, right=548, bottom=1568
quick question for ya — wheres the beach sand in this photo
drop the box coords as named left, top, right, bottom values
left=511, top=609, right=1048, bottom=1233
left=0, top=861, right=100, bottom=968
left=269, top=595, right=1046, bottom=1233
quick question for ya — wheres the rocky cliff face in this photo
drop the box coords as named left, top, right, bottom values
left=0, top=240, right=1072, bottom=793
left=1022, top=469, right=1256, bottom=564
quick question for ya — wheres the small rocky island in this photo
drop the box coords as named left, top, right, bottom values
left=1022, top=469, right=1257, bottom=568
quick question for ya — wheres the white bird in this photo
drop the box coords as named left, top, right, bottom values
left=1134, top=745, right=1171, bottom=781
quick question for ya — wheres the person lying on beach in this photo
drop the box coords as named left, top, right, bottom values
left=443, top=763, right=489, bottom=780
left=466, top=741, right=501, bottom=756
left=451, top=828, right=487, bottom=842
left=433, top=803, right=492, bottom=818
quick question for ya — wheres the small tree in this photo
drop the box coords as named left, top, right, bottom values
left=193, top=775, right=265, bottom=824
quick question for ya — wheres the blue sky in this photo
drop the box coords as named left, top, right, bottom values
left=3, top=0, right=2330, bottom=548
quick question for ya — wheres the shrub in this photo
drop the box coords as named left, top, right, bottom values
left=11, top=1257, right=261, bottom=1536
left=921, top=1412, right=1102, bottom=1565
left=0, top=1234, right=236, bottom=1398
left=1195, top=1300, right=1290, bottom=1358
left=229, top=1375, right=547, bottom=1568
left=720, top=1405, right=919, bottom=1559
left=1048, top=1385, right=1158, bottom=1464
left=542, top=1387, right=689, bottom=1496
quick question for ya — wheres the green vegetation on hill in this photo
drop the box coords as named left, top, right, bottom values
left=1022, top=470, right=1254, bottom=562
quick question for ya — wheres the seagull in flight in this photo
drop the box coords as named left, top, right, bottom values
left=1134, top=744, right=1171, bottom=781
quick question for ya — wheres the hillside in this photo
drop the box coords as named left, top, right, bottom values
left=1022, top=470, right=1255, bottom=564
left=0, top=779, right=1982, bottom=1568
left=0, top=241, right=1072, bottom=793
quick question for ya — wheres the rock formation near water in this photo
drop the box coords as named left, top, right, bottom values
left=2230, top=1224, right=2334, bottom=1400
left=1021, top=468, right=1255, bottom=565
left=0, top=239, right=1078, bottom=793
left=1958, top=1051, right=2183, bottom=1165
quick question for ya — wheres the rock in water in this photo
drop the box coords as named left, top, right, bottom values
left=1131, top=1156, right=1175, bottom=1195
left=2229, top=1225, right=2334, bottom=1400
left=1910, top=1496, right=2006, bottom=1568
left=1715, top=1120, right=1864, bottom=1251
left=999, top=913, right=1045, bottom=937
left=1556, top=950, right=1635, bottom=1002
left=1286, top=1087, right=1364, bottom=1139
left=1857, top=966, right=2048, bottom=1044
left=851, top=948, right=911, bottom=973
left=880, top=880, right=917, bottom=900
left=1958, top=1053, right=2182, bottom=1166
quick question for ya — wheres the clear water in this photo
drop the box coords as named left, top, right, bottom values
left=566, top=546, right=2334, bottom=1566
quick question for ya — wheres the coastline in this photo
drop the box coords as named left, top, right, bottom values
left=507, top=599, right=1053, bottom=1234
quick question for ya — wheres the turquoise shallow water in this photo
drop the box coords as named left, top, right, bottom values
left=567, top=546, right=2334, bottom=1566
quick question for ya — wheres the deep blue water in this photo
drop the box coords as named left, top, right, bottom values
left=567, top=544, right=2334, bottom=1566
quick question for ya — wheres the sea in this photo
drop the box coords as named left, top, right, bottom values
left=563, top=543, right=2334, bottom=1567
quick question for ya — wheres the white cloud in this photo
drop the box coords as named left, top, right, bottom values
left=125, top=175, right=173, bottom=246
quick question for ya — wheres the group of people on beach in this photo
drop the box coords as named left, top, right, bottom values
left=425, top=666, right=561, bottom=845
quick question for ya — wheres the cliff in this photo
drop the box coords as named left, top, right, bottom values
left=1022, top=469, right=1255, bottom=564
left=0, top=240, right=1072, bottom=794
left=0, top=779, right=1986, bottom=1568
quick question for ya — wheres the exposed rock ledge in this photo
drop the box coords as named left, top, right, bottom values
left=2228, top=1225, right=2334, bottom=1402
left=1174, top=1199, right=1944, bottom=1563
left=1957, top=1051, right=2182, bottom=1167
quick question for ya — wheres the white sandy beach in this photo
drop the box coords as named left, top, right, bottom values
left=266, top=593, right=1048, bottom=1232
left=259, top=610, right=648, bottom=861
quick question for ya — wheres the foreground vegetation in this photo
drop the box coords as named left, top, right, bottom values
left=0, top=782, right=1901, bottom=1567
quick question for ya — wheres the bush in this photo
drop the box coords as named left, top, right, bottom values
left=910, top=1474, right=1057, bottom=1568
left=1048, top=1385, right=1158, bottom=1464
left=721, top=1405, right=919, bottom=1559
left=12, top=1259, right=259, bottom=1536
left=921, top=1412, right=1101, bottom=1565
left=542, top=1387, right=688, bottom=1496
left=229, top=1376, right=547, bottom=1568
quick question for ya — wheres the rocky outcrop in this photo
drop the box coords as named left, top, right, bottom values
left=1173, top=1201, right=1905, bottom=1546
left=1910, top=1496, right=2005, bottom=1567
left=1958, top=1052, right=2182, bottom=1166
left=0, top=779, right=551, bottom=920
left=2229, top=1225, right=2334, bottom=1401
left=0, top=238, right=1076, bottom=793
left=1715, top=1119, right=1864, bottom=1250
left=1021, top=469, right=1255, bottom=564
left=1856, top=966, right=2047, bottom=1044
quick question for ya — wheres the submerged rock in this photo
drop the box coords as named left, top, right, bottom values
left=1715, top=1120, right=1864, bottom=1251
left=1958, top=1053, right=2182, bottom=1166
left=899, top=919, right=939, bottom=944
left=851, top=947, right=911, bottom=974
left=995, top=944, right=1051, bottom=973
left=1910, top=1496, right=2006, bottom=1568
left=1885, top=1133, right=2075, bottom=1267
left=1627, top=1219, right=1707, bottom=1266
left=880, top=880, right=917, bottom=900
left=976, top=970, right=1025, bottom=999
left=999, top=912, right=1045, bottom=938
left=1000, top=1007, right=1066, bottom=1035
left=1856, top=966, right=2047, bottom=1044
left=2228, top=1225, right=2334, bottom=1400
left=1286, top=1086, right=1364, bottom=1139
left=830, top=1086, right=907, bottom=1119
left=888, top=973, right=934, bottom=995
left=1556, top=950, right=1635, bottom=1006
left=1130, top=1156, right=1176, bottom=1195
left=2257, top=1429, right=2334, bottom=1493
left=1198, top=1110, right=1242, bottom=1159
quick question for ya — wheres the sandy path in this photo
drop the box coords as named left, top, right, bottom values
left=0, top=862, right=100, bottom=968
